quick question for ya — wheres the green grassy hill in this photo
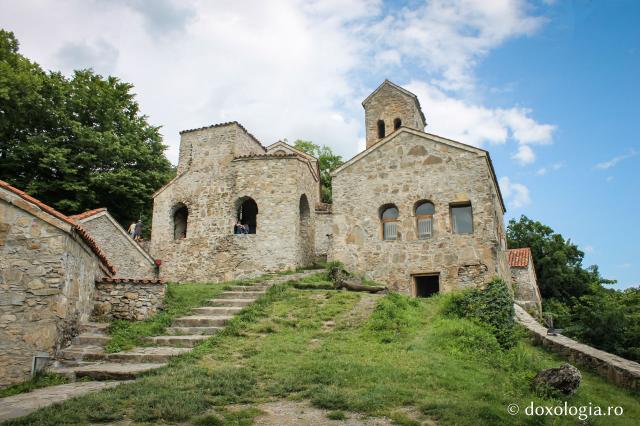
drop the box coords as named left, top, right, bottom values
left=6, top=275, right=639, bottom=425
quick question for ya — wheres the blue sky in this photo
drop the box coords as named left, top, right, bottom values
left=1, top=0, right=638, bottom=288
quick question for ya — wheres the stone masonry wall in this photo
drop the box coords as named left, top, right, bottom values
left=151, top=123, right=320, bottom=283
left=364, top=82, right=425, bottom=149
left=512, top=265, right=542, bottom=315
left=330, top=130, right=509, bottom=295
left=79, top=213, right=156, bottom=279
left=0, top=198, right=99, bottom=386
left=515, top=304, right=640, bottom=390
left=314, top=210, right=333, bottom=261
left=93, top=280, right=166, bottom=321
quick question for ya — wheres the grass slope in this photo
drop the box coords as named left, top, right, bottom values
left=5, top=278, right=639, bottom=425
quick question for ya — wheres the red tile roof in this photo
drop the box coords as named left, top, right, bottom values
left=0, top=180, right=116, bottom=275
left=98, top=278, right=165, bottom=285
left=70, top=208, right=107, bottom=221
left=508, top=247, right=531, bottom=267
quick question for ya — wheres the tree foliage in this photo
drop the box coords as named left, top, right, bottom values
left=507, top=215, right=639, bottom=361
left=0, top=29, right=174, bottom=226
left=293, top=140, right=343, bottom=203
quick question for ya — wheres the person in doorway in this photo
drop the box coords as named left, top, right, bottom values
left=133, top=220, right=143, bottom=241
left=127, top=222, right=136, bottom=238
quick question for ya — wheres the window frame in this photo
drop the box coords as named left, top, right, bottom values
left=450, top=202, right=474, bottom=235
left=415, top=201, right=435, bottom=239
left=380, top=205, right=399, bottom=241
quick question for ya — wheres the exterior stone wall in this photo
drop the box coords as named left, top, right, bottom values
left=364, top=81, right=425, bottom=149
left=314, top=210, right=333, bottom=261
left=92, top=280, right=166, bottom=321
left=77, top=212, right=157, bottom=279
left=330, top=129, right=509, bottom=295
left=515, top=305, right=640, bottom=390
left=151, top=123, right=320, bottom=283
left=512, top=265, right=542, bottom=315
left=0, top=198, right=100, bottom=386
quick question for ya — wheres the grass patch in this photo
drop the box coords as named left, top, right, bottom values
left=291, top=271, right=335, bottom=290
left=0, top=372, right=69, bottom=398
left=7, top=285, right=640, bottom=425
left=326, top=410, right=347, bottom=420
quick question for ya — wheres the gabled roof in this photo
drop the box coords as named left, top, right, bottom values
left=72, top=208, right=156, bottom=267
left=332, top=127, right=506, bottom=212
left=0, top=180, right=116, bottom=275
left=362, top=80, right=427, bottom=126
left=267, top=140, right=318, bottom=162
left=178, top=121, right=267, bottom=152
left=508, top=247, right=532, bottom=267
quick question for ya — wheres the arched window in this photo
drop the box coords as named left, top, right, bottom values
left=394, top=118, right=402, bottom=130
left=235, top=197, right=258, bottom=234
left=377, top=120, right=385, bottom=139
left=415, top=201, right=435, bottom=239
left=380, top=204, right=399, bottom=241
left=172, top=203, right=188, bottom=240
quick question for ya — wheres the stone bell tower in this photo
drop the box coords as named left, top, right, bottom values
left=362, top=80, right=427, bottom=149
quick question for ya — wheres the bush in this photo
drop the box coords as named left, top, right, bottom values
left=444, top=279, right=518, bottom=349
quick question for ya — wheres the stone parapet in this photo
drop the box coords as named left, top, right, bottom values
left=515, top=304, right=640, bottom=390
left=93, top=279, right=166, bottom=321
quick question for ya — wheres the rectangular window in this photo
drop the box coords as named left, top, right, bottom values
left=417, top=217, right=432, bottom=239
left=451, top=204, right=473, bottom=234
left=383, top=221, right=397, bottom=240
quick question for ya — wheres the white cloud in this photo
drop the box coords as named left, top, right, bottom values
left=594, top=149, right=638, bottom=170
left=0, top=0, right=554, bottom=165
left=512, top=145, right=535, bottom=165
left=498, top=176, right=531, bottom=209
left=536, top=161, right=563, bottom=175
left=583, top=245, right=594, bottom=254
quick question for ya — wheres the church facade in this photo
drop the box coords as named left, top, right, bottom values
left=150, top=80, right=512, bottom=294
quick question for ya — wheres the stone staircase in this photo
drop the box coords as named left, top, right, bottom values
left=50, top=270, right=319, bottom=381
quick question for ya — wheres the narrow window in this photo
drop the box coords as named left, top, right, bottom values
left=451, top=203, right=473, bottom=234
left=414, top=275, right=439, bottom=297
left=394, top=118, right=402, bottom=130
left=380, top=205, right=399, bottom=241
left=235, top=197, right=258, bottom=234
left=173, top=203, right=188, bottom=240
left=377, top=120, right=385, bottom=139
left=415, top=201, right=434, bottom=239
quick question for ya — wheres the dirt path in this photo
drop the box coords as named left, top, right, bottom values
left=250, top=401, right=393, bottom=426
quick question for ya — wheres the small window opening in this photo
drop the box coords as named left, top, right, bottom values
left=415, top=201, right=434, bottom=239
left=451, top=203, right=473, bottom=234
left=235, top=197, right=258, bottom=234
left=173, top=203, right=188, bottom=240
left=414, top=275, right=439, bottom=297
left=377, top=120, right=385, bottom=139
left=394, top=118, right=402, bottom=130
left=380, top=204, right=399, bottom=241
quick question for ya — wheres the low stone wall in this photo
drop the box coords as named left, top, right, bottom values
left=92, top=279, right=166, bottom=321
left=515, top=304, right=640, bottom=390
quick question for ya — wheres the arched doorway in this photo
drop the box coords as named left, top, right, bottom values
left=298, top=194, right=313, bottom=264
left=172, top=203, right=188, bottom=240
left=236, top=197, right=258, bottom=234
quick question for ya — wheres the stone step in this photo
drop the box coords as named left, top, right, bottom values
left=146, top=335, right=209, bottom=348
left=73, top=334, right=110, bottom=346
left=62, top=345, right=190, bottom=363
left=191, top=306, right=243, bottom=315
left=51, top=362, right=165, bottom=381
left=79, top=322, right=109, bottom=334
left=172, top=315, right=233, bottom=327
left=217, top=291, right=265, bottom=299
left=165, top=326, right=223, bottom=336
left=227, top=284, right=270, bottom=291
left=208, top=298, right=255, bottom=307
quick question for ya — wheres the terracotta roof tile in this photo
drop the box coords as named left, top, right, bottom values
left=508, top=247, right=531, bottom=267
left=233, top=153, right=298, bottom=159
left=70, top=208, right=107, bottom=221
left=0, top=180, right=116, bottom=275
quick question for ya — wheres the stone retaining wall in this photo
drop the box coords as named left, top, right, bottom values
left=514, top=304, right=640, bottom=390
left=92, top=280, right=166, bottom=321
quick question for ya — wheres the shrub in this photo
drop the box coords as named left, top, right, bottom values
left=444, top=278, right=518, bottom=349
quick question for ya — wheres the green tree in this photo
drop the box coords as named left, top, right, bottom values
left=0, top=29, right=174, bottom=226
left=293, top=140, right=343, bottom=203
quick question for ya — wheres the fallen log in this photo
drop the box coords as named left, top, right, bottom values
left=328, top=266, right=388, bottom=294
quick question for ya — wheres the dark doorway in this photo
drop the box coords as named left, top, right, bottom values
left=414, top=275, right=439, bottom=297
left=173, top=203, right=188, bottom=240
left=237, top=197, right=258, bottom=234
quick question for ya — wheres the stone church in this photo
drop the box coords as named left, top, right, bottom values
left=150, top=80, right=515, bottom=297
